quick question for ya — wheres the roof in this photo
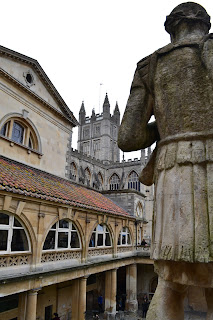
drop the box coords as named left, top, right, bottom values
left=0, top=45, right=78, bottom=127
left=0, top=156, right=129, bottom=217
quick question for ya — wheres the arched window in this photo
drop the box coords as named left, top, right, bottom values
left=0, top=212, right=30, bottom=253
left=136, top=202, right=143, bottom=218
left=128, top=171, right=140, bottom=191
left=117, top=227, right=131, bottom=246
left=70, top=162, right=77, bottom=181
left=89, top=224, right=111, bottom=248
left=109, top=173, right=120, bottom=190
left=85, top=167, right=91, bottom=185
left=0, top=115, right=41, bottom=152
left=43, top=220, right=81, bottom=251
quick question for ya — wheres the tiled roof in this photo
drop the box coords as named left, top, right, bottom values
left=0, top=156, right=129, bottom=217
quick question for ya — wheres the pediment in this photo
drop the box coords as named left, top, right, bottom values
left=0, top=45, right=78, bottom=126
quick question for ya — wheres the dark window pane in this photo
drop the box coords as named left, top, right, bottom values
left=0, top=213, right=9, bottom=225
left=43, top=231, right=55, bottom=250
left=59, top=220, right=69, bottom=228
left=97, top=234, right=103, bottom=246
left=0, top=230, right=8, bottom=250
left=28, top=137, right=33, bottom=149
left=11, top=229, right=29, bottom=251
left=105, top=233, right=111, bottom=246
left=127, top=234, right=131, bottom=245
left=12, top=122, right=24, bottom=144
left=89, top=233, right=95, bottom=247
left=14, top=218, right=22, bottom=227
left=122, top=235, right=126, bottom=245
left=0, top=294, right=19, bottom=313
left=117, top=235, right=121, bottom=245
left=58, top=232, right=68, bottom=248
left=72, top=224, right=76, bottom=230
left=0, top=123, right=7, bottom=136
left=70, top=232, right=80, bottom=248
left=51, top=223, right=56, bottom=230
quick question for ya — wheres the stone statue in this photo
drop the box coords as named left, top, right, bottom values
left=118, top=2, right=213, bottom=319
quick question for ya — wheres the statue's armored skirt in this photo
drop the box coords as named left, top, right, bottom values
left=152, top=136, right=213, bottom=265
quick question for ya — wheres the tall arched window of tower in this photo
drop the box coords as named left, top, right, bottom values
left=109, top=173, right=120, bottom=190
left=128, top=171, right=140, bottom=192
left=89, top=224, right=112, bottom=248
left=0, top=212, right=30, bottom=253
left=43, top=220, right=81, bottom=250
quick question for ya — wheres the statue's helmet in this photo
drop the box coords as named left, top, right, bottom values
left=165, top=2, right=211, bottom=35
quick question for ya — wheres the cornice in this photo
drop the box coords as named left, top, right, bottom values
left=0, top=45, right=78, bottom=127
left=0, top=68, right=76, bottom=126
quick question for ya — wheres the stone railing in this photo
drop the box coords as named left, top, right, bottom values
left=117, top=246, right=134, bottom=253
left=135, top=245, right=151, bottom=254
left=41, top=250, right=81, bottom=263
left=0, top=253, right=31, bottom=268
left=87, top=247, right=113, bottom=257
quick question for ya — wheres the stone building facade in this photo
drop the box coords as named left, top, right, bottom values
left=66, top=94, right=154, bottom=244
left=0, top=45, right=156, bottom=320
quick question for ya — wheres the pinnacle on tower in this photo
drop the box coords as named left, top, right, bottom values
left=79, top=101, right=86, bottom=124
left=114, top=101, right=120, bottom=114
left=103, top=93, right=110, bottom=118
left=79, top=101, right=85, bottom=113
left=91, top=108, right=96, bottom=121
left=113, top=101, right=120, bottom=124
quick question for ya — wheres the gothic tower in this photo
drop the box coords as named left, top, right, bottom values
left=77, top=94, right=120, bottom=164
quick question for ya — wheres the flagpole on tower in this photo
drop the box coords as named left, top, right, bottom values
left=99, top=83, right=103, bottom=114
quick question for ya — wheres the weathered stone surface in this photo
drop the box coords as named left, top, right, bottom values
left=118, top=2, right=213, bottom=319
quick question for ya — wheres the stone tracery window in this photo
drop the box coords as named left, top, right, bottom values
left=0, top=116, right=41, bottom=153
left=43, top=220, right=81, bottom=251
left=0, top=213, right=30, bottom=253
left=128, top=171, right=140, bottom=191
left=109, top=173, right=120, bottom=190
left=89, top=224, right=111, bottom=248
left=117, top=227, right=131, bottom=246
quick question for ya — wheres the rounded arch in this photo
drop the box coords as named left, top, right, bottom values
left=109, top=173, right=120, bottom=190
left=42, top=218, right=82, bottom=251
left=88, top=222, right=113, bottom=248
left=0, top=211, right=32, bottom=254
left=0, top=112, right=42, bottom=153
left=128, top=170, right=140, bottom=191
left=117, top=226, right=133, bottom=246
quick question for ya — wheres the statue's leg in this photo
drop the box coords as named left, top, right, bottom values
left=206, top=288, right=213, bottom=320
left=146, top=277, right=188, bottom=320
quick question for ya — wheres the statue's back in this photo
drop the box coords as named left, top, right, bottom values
left=154, top=39, right=213, bottom=139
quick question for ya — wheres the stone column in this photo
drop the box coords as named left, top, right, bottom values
left=79, top=276, right=87, bottom=320
left=18, top=291, right=27, bottom=320
left=126, top=264, right=138, bottom=312
left=105, top=269, right=117, bottom=320
left=25, top=288, right=40, bottom=320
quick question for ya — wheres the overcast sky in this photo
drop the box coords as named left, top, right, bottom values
left=1, top=0, right=213, bottom=156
